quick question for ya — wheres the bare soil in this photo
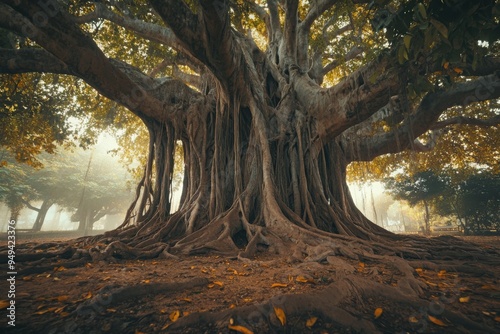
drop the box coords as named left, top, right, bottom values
left=1, top=235, right=499, bottom=333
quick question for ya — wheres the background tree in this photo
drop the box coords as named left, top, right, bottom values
left=385, top=170, right=447, bottom=234
left=0, top=1, right=500, bottom=329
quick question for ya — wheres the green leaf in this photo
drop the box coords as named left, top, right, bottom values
left=430, top=19, right=448, bottom=39
left=403, top=34, right=412, bottom=51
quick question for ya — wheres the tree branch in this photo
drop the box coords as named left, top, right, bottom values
left=430, top=114, right=500, bottom=130
left=0, top=48, right=71, bottom=74
left=343, top=71, right=500, bottom=162
left=1, top=0, right=168, bottom=122
left=292, top=54, right=401, bottom=139
left=282, top=0, right=298, bottom=67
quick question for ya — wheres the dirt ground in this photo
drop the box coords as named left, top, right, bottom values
left=1, top=235, right=499, bottom=333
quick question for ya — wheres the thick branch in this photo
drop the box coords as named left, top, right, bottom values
left=0, top=48, right=71, bottom=74
left=1, top=1, right=166, bottom=121
left=292, top=55, right=400, bottom=139
left=344, top=72, right=500, bottom=161
left=430, top=114, right=500, bottom=130
left=282, top=0, right=298, bottom=67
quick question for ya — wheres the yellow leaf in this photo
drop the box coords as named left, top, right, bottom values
left=228, top=324, right=254, bottom=334
left=213, top=281, right=224, bottom=287
left=274, top=306, right=286, bottom=326
left=296, top=276, right=310, bottom=283
left=415, top=268, right=423, bottom=275
left=453, top=67, right=463, bottom=74
left=271, top=283, right=288, bottom=288
left=459, top=296, right=470, bottom=303
left=54, top=306, right=66, bottom=314
left=169, top=310, right=180, bottom=322
left=208, top=283, right=215, bottom=288
left=160, top=308, right=167, bottom=314
left=374, top=308, right=383, bottom=319
left=56, top=295, right=69, bottom=302
left=409, top=316, right=419, bottom=323
left=0, top=300, right=10, bottom=310
left=141, top=279, right=150, bottom=284
left=428, top=315, right=447, bottom=327
left=306, top=316, right=318, bottom=328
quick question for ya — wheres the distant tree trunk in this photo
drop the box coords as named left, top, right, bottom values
left=423, top=199, right=431, bottom=235
left=31, top=199, right=54, bottom=232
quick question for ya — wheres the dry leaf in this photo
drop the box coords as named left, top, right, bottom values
left=0, top=300, right=10, bottom=310
left=428, top=315, right=447, bottom=327
left=443, top=62, right=449, bottom=69
left=54, top=306, right=66, bottom=314
left=274, top=306, right=286, bottom=326
left=374, top=308, right=383, bottom=319
left=271, top=283, right=288, bottom=288
left=243, top=298, right=252, bottom=302
left=182, top=311, right=190, bottom=316
left=415, top=268, right=423, bottom=274
left=494, top=316, right=500, bottom=322
left=161, top=323, right=170, bottom=330
left=438, top=270, right=446, bottom=278
left=60, top=312, right=70, bottom=317
left=83, top=291, right=92, bottom=299
left=408, top=316, right=418, bottom=323
left=453, top=67, right=463, bottom=74
left=135, top=330, right=145, bottom=334
left=23, top=276, right=32, bottom=281
left=213, top=281, right=224, bottom=287
left=306, top=316, right=318, bottom=328
left=208, top=283, right=215, bottom=289
left=141, top=279, right=150, bottom=284
left=228, top=324, right=254, bottom=334
left=296, top=276, right=310, bottom=283
left=459, top=296, right=470, bottom=303
left=230, top=304, right=236, bottom=309
left=169, top=310, right=180, bottom=322
left=57, top=295, right=69, bottom=302
left=107, top=308, right=117, bottom=313
left=179, top=298, right=192, bottom=302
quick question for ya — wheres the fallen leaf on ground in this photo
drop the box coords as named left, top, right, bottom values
left=213, top=281, right=223, bottom=287
left=296, top=276, right=313, bottom=283
left=179, top=298, right=192, bottom=302
left=83, top=291, right=92, bottom=299
left=169, top=310, right=180, bottom=322
left=428, top=315, right=447, bottom=326
left=306, top=316, right=318, bottom=328
left=228, top=324, right=254, bottom=334
left=459, top=296, right=470, bottom=303
left=0, top=300, right=9, bottom=310
left=56, top=295, right=69, bottom=302
left=271, top=283, right=288, bottom=288
left=161, top=323, right=170, bottom=330
left=274, top=306, right=286, bottom=326
left=409, top=316, right=418, bottom=323
left=494, top=316, right=500, bottom=322
left=107, top=308, right=117, bottom=313
left=438, top=270, right=446, bottom=278
left=374, top=308, right=383, bottom=319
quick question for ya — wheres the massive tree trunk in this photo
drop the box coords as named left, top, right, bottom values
left=30, top=199, right=54, bottom=232
left=0, top=0, right=499, bottom=257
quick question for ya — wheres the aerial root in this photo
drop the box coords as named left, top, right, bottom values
left=88, top=240, right=168, bottom=262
